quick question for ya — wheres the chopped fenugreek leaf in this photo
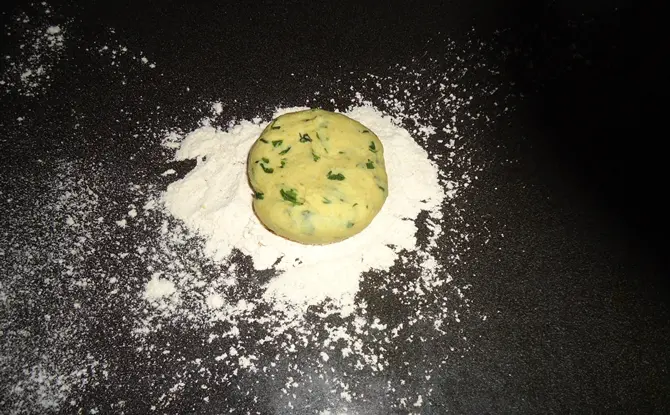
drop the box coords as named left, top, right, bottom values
left=352, top=203, right=358, bottom=207
left=316, top=132, right=328, bottom=142
left=261, top=157, right=270, bottom=163
left=377, top=185, right=385, bottom=191
left=322, top=197, right=332, bottom=204
left=254, top=191, right=264, bottom=200
left=260, top=163, right=274, bottom=174
left=369, top=141, right=377, bottom=153
left=366, top=160, right=374, bottom=169
left=272, top=140, right=283, bottom=147
left=280, top=188, right=302, bottom=205
left=302, top=116, right=317, bottom=122
left=327, top=171, right=345, bottom=181
left=312, top=151, right=320, bottom=162
left=259, top=138, right=269, bottom=143
left=270, top=120, right=281, bottom=130
left=280, top=160, right=286, bottom=168
left=346, top=221, right=355, bottom=228
left=279, top=146, right=291, bottom=155
left=299, top=133, right=312, bottom=143
left=362, top=130, right=370, bottom=133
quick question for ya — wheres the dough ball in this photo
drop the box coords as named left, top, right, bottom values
left=248, top=109, right=388, bottom=244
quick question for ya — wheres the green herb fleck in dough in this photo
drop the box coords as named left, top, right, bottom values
left=279, top=146, right=291, bottom=155
left=346, top=221, right=355, bottom=228
left=254, top=191, right=264, bottom=200
left=280, top=188, right=302, bottom=205
left=280, top=159, right=286, bottom=168
left=312, top=151, right=320, bottom=162
left=322, top=197, right=332, bottom=204
left=366, top=159, right=375, bottom=169
left=270, top=120, right=281, bottom=130
left=377, top=185, right=385, bottom=191
left=369, top=141, right=377, bottom=153
left=299, top=133, right=312, bottom=143
left=260, top=138, right=268, bottom=143
left=260, top=163, right=274, bottom=174
left=327, top=171, right=345, bottom=181
left=316, top=132, right=329, bottom=142
left=262, top=157, right=270, bottom=164
left=362, top=130, right=370, bottom=133
left=272, top=140, right=283, bottom=147
left=353, top=203, right=358, bottom=207
left=302, top=116, right=317, bottom=122
left=338, top=151, right=345, bottom=154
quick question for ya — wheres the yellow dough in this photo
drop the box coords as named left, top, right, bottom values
left=247, top=109, right=388, bottom=244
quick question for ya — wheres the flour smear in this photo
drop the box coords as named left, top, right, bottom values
left=161, top=105, right=447, bottom=314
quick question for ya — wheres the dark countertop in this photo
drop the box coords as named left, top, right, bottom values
left=1, top=1, right=667, bottom=414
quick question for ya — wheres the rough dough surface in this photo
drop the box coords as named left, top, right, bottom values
left=248, top=109, right=388, bottom=244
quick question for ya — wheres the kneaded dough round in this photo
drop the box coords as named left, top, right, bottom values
left=247, top=109, right=388, bottom=244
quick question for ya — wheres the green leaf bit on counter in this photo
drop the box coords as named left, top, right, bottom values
left=280, top=188, right=302, bottom=205
left=327, top=171, right=345, bottom=181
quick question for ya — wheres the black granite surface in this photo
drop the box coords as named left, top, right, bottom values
left=1, top=1, right=667, bottom=414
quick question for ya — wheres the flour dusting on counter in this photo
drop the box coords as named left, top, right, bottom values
left=161, top=105, right=445, bottom=314
left=0, top=10, right=515, bottom=410
left=0, top=2, right=67, bottom=97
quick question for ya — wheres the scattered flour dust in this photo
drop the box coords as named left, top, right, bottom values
left=1, top=2, right=67, bottom=96
left=129, top=94, right=488, bottom=413
left=143, top=273, right=177, bottom=300
left=161, top=105, right=444, bottom=314
left=1, top=23, right=511, bottom=411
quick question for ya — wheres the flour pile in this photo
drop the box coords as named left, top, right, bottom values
left=162, top=105, right=446, bottom=313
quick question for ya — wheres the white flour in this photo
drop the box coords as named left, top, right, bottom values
left=1, top=5, right=514, bottom=409
left=0, top=2, right=66, bottom=96
left=162, top=105, right=446, bottom=314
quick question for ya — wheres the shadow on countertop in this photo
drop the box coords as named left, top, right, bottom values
left=498, top=2, right=666, bottom=282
